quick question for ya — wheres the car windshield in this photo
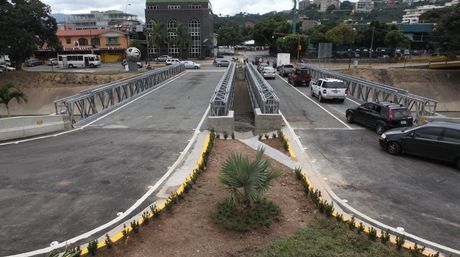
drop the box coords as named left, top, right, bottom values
left=323, top=82, right=346, bottom=88
left=284, top=65, right=294, bottom=68
left=393, top=108, right=411, bottom=119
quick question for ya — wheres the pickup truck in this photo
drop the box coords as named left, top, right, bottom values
left=287, top=66, right=311, bottom=86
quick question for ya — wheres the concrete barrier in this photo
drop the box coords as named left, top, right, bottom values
left=0, top=115, right=71, bottom=142
left=254, top=108, right=283, bottom=134
left=207, top=110, right=234, bottom=134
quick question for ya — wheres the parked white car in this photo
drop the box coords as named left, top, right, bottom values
left=181, top=60, right=200, bottom=69
left=165, top=58, right=181, bottom=65
left=261, top=66, right=276, bottom=80
left=310, top=78, right=347, bottom=103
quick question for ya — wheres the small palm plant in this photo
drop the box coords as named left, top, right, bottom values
left=219, top=147, right=281, bottom=208
left=0, top=81, right=27, bottom=117
left=212, top=147, right=282, bottom=231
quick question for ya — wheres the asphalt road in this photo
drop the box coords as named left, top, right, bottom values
left=267, top=75, right=460, bottom=251
left=0, top=69, right=224, bottom=256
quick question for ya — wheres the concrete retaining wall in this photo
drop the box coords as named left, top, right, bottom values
left=0, top=115, right=71, bottom=142
left=207, top=110, right=234, bottom=134
left=254, top=108, right=283, bottom=134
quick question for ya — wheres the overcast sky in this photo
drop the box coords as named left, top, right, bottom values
left=42, top=0, right=295, bottom=22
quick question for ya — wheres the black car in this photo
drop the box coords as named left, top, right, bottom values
left=346, top=102, right=413, bottom=134
left=379, top=122, right=460, bottom=169
left=25, top=59, right=43, bottom=67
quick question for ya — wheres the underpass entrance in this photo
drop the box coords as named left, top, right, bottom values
left=234, top=67, right=254, bottom=132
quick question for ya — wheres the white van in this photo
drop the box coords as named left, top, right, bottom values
left=310, top=78, right=348, bottom=103
left=58, top=54, right=101, bottom=68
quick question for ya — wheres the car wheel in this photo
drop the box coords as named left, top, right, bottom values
left=311, top=88, right=314, bottom=97
left=318, top=93, right=324, bottom=102
left=387, top=141, right=402, bottom=155
left=68, top=64, right=74, bottom=68
left=306, top=80, right=311, bottom=87
left=376, top=123, right=385, bottom=135
left=89, top=64, right=95, bottom=68
left=195, top=66, right=199, bottom=69
left=338, top=99, right=345, bottom=103
left=456, top=158, right=460, bottom=170
left=346, top=113, right=353, bottom=123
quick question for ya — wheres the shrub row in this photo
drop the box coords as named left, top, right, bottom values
left=48, top=132, right=216, bottom=257
left=293, top=167, right=441, bottom=257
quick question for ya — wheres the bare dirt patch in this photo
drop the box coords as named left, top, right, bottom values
left=98, top=139, right=319, bottom=257
left=340, top=68, right=460, bottom=112
left=0, top=71, right=137, bottom=116
left=260, top=138, right=289, bottom=156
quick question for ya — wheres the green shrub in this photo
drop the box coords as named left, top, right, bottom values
left=87, top=240, right=98, bottom=256
left=272, top=132, right=277, bottom=139
left=265, top=134, right=269, bottom=140
left=357, top=222, right=365, bottom=234
left=122, top=224, right=129, bottom=240
left=231, top=132, right=235, bottom=139
left=294, top=166, right=303, bottom=180
left=336, top=213, right=343, bottom=223
left=368, top=227, right=377, bottom=241
left=142, top=212, right=150, bottom=225
left=348, top=217, right=356, bottom=230
left=210, top=198, right=280, bottom=232
left=224, top=131, right=228, bottom=139
left=381, top=229, right=390, bottom=244
left=259, top=134, right=263, bottom=140
left=396, top=235, right=405, bottom=251
left=410, top=243, right=425, bottom=257
left=104, top=234, right=113, bottom=249
left=130, top=220, right=140, bottom=233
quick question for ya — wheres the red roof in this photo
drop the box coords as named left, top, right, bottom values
left=57, top=29, right=126, bottom=37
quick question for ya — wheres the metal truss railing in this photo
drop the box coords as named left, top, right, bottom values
left=209, top=63, right=236, bottom=116
left=303, top=64, right=438, bottom=119
left=54, top=64, right=185, bottom=125
left=245, top=64, right=280, bottom=114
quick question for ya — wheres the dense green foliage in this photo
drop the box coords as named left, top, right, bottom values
left=325, top=23, right=356, bottom=45
left=0, top=0, right=61, bottom=68
left=421, top=4, right=460, bottom=55
left=256, top=219, right=408, bottom=257
left=210, top=199, right=280, bottom=232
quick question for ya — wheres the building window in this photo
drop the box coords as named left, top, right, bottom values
left=106, top=37, right=120, bottom=45
left=148, top=5, right=159, bottom=10
left=78, top=38, right=88, bottom=46
left=167, top=19, right=177, bottom=39
left=189, top=4, right=201, bottom=8
left=167, top=5, right=180, bottom=9
left=66, top=37, right=72, bottom=44
left=188, top=19, right=201, bottom=58
left=91, top=38, right=100, bottom=46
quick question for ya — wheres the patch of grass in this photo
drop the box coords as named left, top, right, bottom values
left=256, top=219, right=408, bottom=257
left=210, top=198, right=280, bottom=232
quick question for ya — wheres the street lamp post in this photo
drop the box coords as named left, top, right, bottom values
left=369, top=26, right=375, bottom=59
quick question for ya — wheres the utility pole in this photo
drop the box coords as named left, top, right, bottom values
left=369, top=26, right=375, bottom=59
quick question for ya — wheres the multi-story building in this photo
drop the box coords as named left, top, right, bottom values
left=56, top=29, right=129, bottom=62
left=355, top=0, right=375, bottom=12
left=402, top=5, right=444, bottom=23
left=145, top=0, right=214, bottom=59
left=299, top=0, right=311, bottom=10
left=64, top=10, right=140, bottom=32
left=319, top=0, right=340, bottom=12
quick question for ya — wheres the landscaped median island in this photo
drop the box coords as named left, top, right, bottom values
left=53, top=133, right=440, bottom=257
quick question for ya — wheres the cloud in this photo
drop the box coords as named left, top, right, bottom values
left=42, top=0, right=294, bottom=22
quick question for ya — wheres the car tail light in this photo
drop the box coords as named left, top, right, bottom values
left=323, top=89, right=327, bottom=94
left=387, top=108, right=393, bottom=121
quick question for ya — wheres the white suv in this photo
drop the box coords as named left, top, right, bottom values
left=165, top=58, right=181, bottom=65
left=310, top=78, right=347, bottom=103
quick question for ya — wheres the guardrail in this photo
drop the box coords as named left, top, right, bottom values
left=54, top=64, right=185, bottom=125
left=245, top=64, right=280, bottom=114
left=303, top=64, right=438, bottom=120
left=209, top=63, right=236, bottom=116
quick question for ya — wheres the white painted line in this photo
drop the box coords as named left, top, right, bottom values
left=281, top=106, right=460, bottom=256
left=293, top=127, right=365, bottom=131
left=0, top=72, right=187, bottom=147
left=346, top=97, right=361, bottom=106
left=7, top=106, right=212, bottom=257
left=277, top=75, right=352, bottom=129
left=280, top=111, right=305, bottom=153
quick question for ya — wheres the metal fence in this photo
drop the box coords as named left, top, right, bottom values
left=54, top=64, right=185, bottom=125
left=303, top=64, right=438, bottom=119
left=245, top=64, right=280, bottom=114
left=209, top=63, right=236, bottom=116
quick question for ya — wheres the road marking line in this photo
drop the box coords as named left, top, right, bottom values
left=293, top=127, right=365, bottom=131
left=346, top=97, right=361, bottom=106
left=0, top=72, right=187, bottom=147
left=6, top=107, right=213, bottom=257
left=276, top=75, right=352, bottom=129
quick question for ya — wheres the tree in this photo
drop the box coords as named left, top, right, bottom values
left=0, top=0, right=61, bottom=69
left=276, top=34, right=309, bottom=57
left=0, top=81, right=27, bottom=117
left=325, top=23, right=356, bottom=45
left=175, top=23, right=192, bottom=58
left=217, top=25, right=243, bottom=46
left=218, top=148, right=281, bottom=208
left=341, top=1, right=354, bottom=10
left=355, top=21, right=397, bottom=49
left=423, top=4, right=460, bottom=55
left=147, top=20, right=166, bottom=58
left=384, top=30, right=409, bottom=49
